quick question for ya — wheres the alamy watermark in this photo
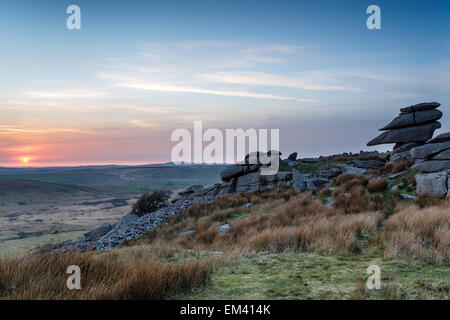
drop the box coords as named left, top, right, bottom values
left=66, top=265, right=81, bottom=290
left=66, top=5, right=81, bottom=30
left=366, top=265, right=381, bottom=290
left=366, top=5, right=381, bottom=30
left=171, top=121, right=280, bottom=175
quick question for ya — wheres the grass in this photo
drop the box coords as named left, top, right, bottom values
left=0, top=167, right=448, bottom=300
left=293, top=161, right=348, bottom=174
left=0, top=246, right=218, bottom=299
left=379, top=201, right=450, bottom=264
left=0, top=230, right=87, bottom=258
left=176, top=250, right=449, bottom=300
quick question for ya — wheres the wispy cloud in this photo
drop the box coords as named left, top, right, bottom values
left=198, top=71, right=361, bottom=92
left=99, top=73, right=313, bottom=102
left=25, top=90, right=108, bottom=99
left=129, top=119, right=158, bottom=128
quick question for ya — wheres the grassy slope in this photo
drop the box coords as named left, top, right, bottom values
left=1, top=160, right=448, bottom=299
left=176, top=250, right=448, bottom=300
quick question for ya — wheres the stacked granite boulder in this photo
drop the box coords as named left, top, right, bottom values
left=410, top=132, right=450, bottom=198
left=367, top=102, right=442, bottom=162
left=411, top=132, right=450, bottom=172
left=219, top=151, right=293, bottom=193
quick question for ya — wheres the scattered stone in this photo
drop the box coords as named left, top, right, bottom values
left=335, top=164, right=367, bottom=175
left=400, top=193, right=416, bottom=200
left=114, top=213, right=139, bottom=229
left=288, top=152, right=298, bottom=161
left=386, top=171, right=407, bottom=179
left=219, top=224, right=230, bottom=233
left=180, top=230, right=196, bottom=236
left=324, top=198, right=334, bottom=207
left=390, top=183, right=404, bottom=192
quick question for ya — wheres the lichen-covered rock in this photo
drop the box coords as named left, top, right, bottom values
left=411, top=141, right=450, bottom=159
left=400, top=102, right=440, bottom=114
left=415, top=171, right=449, bottom=198
left=367, top=121, right=441, bottom=146
left=412, top=160, right=450, bottom=173
left=427, top=132, right=450, bottom=144
left=380, top=109, right=442, bottom=131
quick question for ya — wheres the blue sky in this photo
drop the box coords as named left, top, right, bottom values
left=0, top=0, right=449, bottom=165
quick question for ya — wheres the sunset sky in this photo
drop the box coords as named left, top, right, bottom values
left=1, top=0, right=449, bottom=166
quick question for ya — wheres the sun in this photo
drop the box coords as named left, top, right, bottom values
left=21, top=157, right=30, bottom=164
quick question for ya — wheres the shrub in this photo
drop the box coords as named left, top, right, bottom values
left=132, top=191, right=170, bottom=216
left=368, top=178, right=387, bottom=193
left=335, top=174, right=369, bottom=190
left=414, top=195, right=444, bottom=208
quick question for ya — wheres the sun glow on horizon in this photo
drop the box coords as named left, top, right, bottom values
left=21, top=157, right=30, bottom=164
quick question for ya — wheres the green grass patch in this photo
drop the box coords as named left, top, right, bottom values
left=294, top=161, right=348, bottom=174
left=175, top=250, right=449, bottom=300
left=0, top=230, right=87, bottom=258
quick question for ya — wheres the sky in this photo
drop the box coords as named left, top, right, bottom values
left=0, top=0, right=449, bottom=166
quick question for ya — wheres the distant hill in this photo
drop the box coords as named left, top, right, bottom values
left=0, top=179, right=98, bottom=207
left=0, top=164, right=228, bottom=196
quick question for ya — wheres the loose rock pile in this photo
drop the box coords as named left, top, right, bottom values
left=367, top=102, right=442, bottom=162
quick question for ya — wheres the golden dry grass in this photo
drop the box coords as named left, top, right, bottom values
left=135, top=190, right=382, bottom=255
left=0, top=248, right=216, bottom=299
left=379, top=201, right=450, bottom=264
left=368, top=178, right=388, bottom=193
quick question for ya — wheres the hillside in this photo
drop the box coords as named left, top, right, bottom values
left=0, top=179, right=98, bottom=207
left=0, top=156, right=448, bottom=299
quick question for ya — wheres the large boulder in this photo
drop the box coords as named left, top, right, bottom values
left=410, top=140, right=450, bottom=159
left=220, top=164, right=243, bottom=181
left=392, top=142, right=424, bottom=154
left=235, top=172, right=261, bottom=192
left=292, top=170, right=307, bottom=192
left=427, top=132, right=450, bottom=144
left=367, top=121, right=441, bottom=146
left=288, top=152, right=298, bottom=161
left=412, top=160, right=450, bottom=172
left=400, top=102, right=440, bottom=114
left=432, top=149, right=450, bottom=160
left=334, top=164, right=367, bottom=174
left=380, top=109, right=442, bottom=131
left=415, top=171, right=449, bottom=198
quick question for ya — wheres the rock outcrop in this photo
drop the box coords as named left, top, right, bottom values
left=415, top=171, right=450, bottom=198
left=367, top=102, right=442, bottom=163
left=411, top=132, right=450, bottom=172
